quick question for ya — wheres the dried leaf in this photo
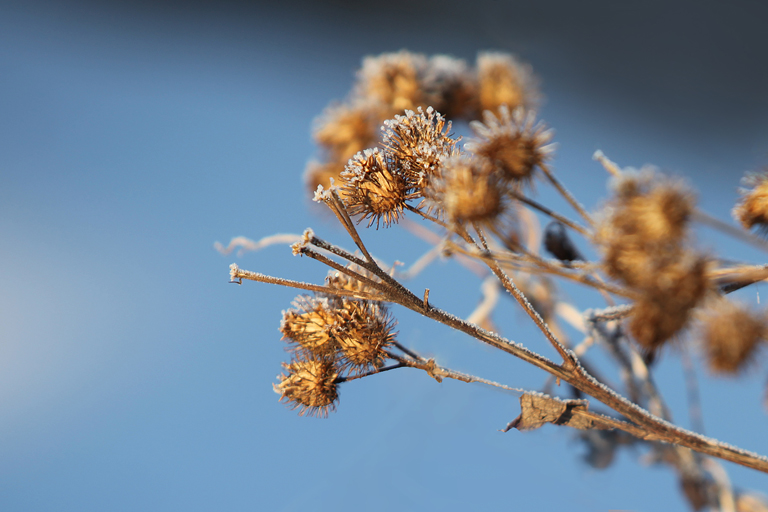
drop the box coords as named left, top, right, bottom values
left=504, top=393, right=610, bottom=432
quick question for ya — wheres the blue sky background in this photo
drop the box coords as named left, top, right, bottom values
left=1, top=1, right=767, bottom=510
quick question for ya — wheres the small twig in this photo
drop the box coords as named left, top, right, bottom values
left=509, top=189, right=591, bottom=237
left=214, top=234, right=303, bottom=257
left=694, top=209, right=768, bottom=254
left=334, top=363, right=405, bottom=383
left=592, top=150, right=622, bottom=177
left=539, top=163, right=594, bottom=226
left=474, top=224, right=577, bottom=366
left=229, top=264, right=387, bottom=301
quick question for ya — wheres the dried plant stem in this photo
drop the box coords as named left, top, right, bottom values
left=334, top=363, right=405, bottom=383
left=473, top=224, right=577, bottom=366
left=229, top=264, right=386, bottom=301
left=509, top=189, right=591, bottom=237
left=539, top=163, right=594, bottom=226
left=592, top=150, right=622, bottom=177
left=694, top=209, right=768, bottom=254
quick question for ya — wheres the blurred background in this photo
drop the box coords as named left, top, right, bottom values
left=1, top=0, right=767, bottom=510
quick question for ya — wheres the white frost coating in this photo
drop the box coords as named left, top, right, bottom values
left=229, top=263, right=240, bottom=281
left=290, top=228, right=315, bottom=256
left=313, top=184, right=330, bottom=203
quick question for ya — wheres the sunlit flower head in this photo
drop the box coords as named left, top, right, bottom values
left=733, top=171, right=768, bottom=234
left=273, top=354, right=339, bottom=417
left=476, top=52, right=539, bottom=114
left=334, top=300, right=396, bottom=374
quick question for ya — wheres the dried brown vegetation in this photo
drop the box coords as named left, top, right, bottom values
left=220, top=51, right=768, bottom=511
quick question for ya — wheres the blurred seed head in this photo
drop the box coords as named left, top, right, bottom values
left=476, top=52, right=539, bottom=114
left=428, top=154, right=506, bottom=227
left=699, top=298, right=766, bottom=374
left=355, top=50, right=429, bottom=112
left=422, top=54, right=478, bottom=119
left=733, top=171, right=768, bottom=234
left=466, top=106, right=554, bottom=187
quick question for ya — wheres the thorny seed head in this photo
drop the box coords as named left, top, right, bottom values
left=476, top=52, right=539, bottom=114
left=340, top=148, right=411, bottom=228
left=422, top=55, right=477, bottom=119
left=355, top=51, right=429, bottom=112
left=428, top=154, right=506, bottom=227
left=334, top=300, right=396, bottom=373
left=700, top=299, right=766, bottom=374
left=381, top=106, right=459, bottom=193
left=280, top=295, right=339, bottom=356
left=466, top=106, right=554, bottom=188
left=597, top=170, right=708, bottom=351
left=733, top=171, right=768, bottom=234
left=273, top=354, right=339, bottom=417
left=628, top=252, right=710, bottom=352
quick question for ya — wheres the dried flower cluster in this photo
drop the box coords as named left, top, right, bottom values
left=225, top=49, right=768, bottom=510
left=596, top=170, right=709, bottom=353
left=273, top=271, right=396, bottom=416
left=306, top=50, right=539, bottom=194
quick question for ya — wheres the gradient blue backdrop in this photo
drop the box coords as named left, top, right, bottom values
left=1, top=1, right=767, bottom=510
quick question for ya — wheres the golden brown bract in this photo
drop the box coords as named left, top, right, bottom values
left=334, top=301, right=396, bottom=374
left=339, top=148, right=411, bottom=228
left=280, top=296, right=339, bottom=357
left=273, top=355, right=339, bottom=418
left=466, top=106, right=554, bottom=188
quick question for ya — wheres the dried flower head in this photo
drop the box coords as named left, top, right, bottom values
left=280, top=296, right=339, bottom=356
left=334, top=300, right=396, bottom=373
left=597, top=170, right=708, bottom=351
left=313, top=99, right=383, bottom=161
left=700, top=299, right=766, bottom=374
left=476, top=52, right=538, bottom=114
left=429, top=154, right=506, bottom=227
left=273, top=354, right=339, bottom=417
left=627, top=253, right=709, bottom=351
left=608, top=170, right=695, bottom=246
left=733, top=171, right=768, bottom=234
left=466, top=106, right=554, bottom=187
left=422, top=55, right=477, bottom=119
left=355, top=51, right=429, bottom=112
left=382, top=107, right=459, bottom=193
left=339, top=148, right=411, bottom=228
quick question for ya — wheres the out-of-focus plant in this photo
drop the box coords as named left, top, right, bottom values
left=217, top=51, right=768, bottom=511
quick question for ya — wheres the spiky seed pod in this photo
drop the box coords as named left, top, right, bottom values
left=429, top=154, right=506, bottom=227
left=629, top=252, right=710, bottom=352
left=334, top=300, right=396, bottom=374
left=700, top=299, right=766, bottom=374
left=273, top=354, right=339, bottom=417
left=596, top=170, right=708, bottom=351
left=355, top=51, right=429, bottom=112
left=280, top=296, right=339, bottom=357
left=382, top=107, right=459, bottom=194
left=422, top=55, right=478, bottom=119
left=608, top=170, right=695, bottom=246
left=466, top=106, right=554, bottom=188
left=339, top=148, right=411, bottom=228
left=733, top=172, right=768, bottom=234
left=476, top=52, right=539, bottom=114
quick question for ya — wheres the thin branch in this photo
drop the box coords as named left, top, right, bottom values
left=539, top=163, right=594, bottom=226
left=592, top=150, right=622, bottom=177
left=334, top=363, right=405, bottom=383
left=694, top=209, right=768, bottom=254
left=214, top=234, right=302, bottom=256
left=509, top=189, right=591, bottom=237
